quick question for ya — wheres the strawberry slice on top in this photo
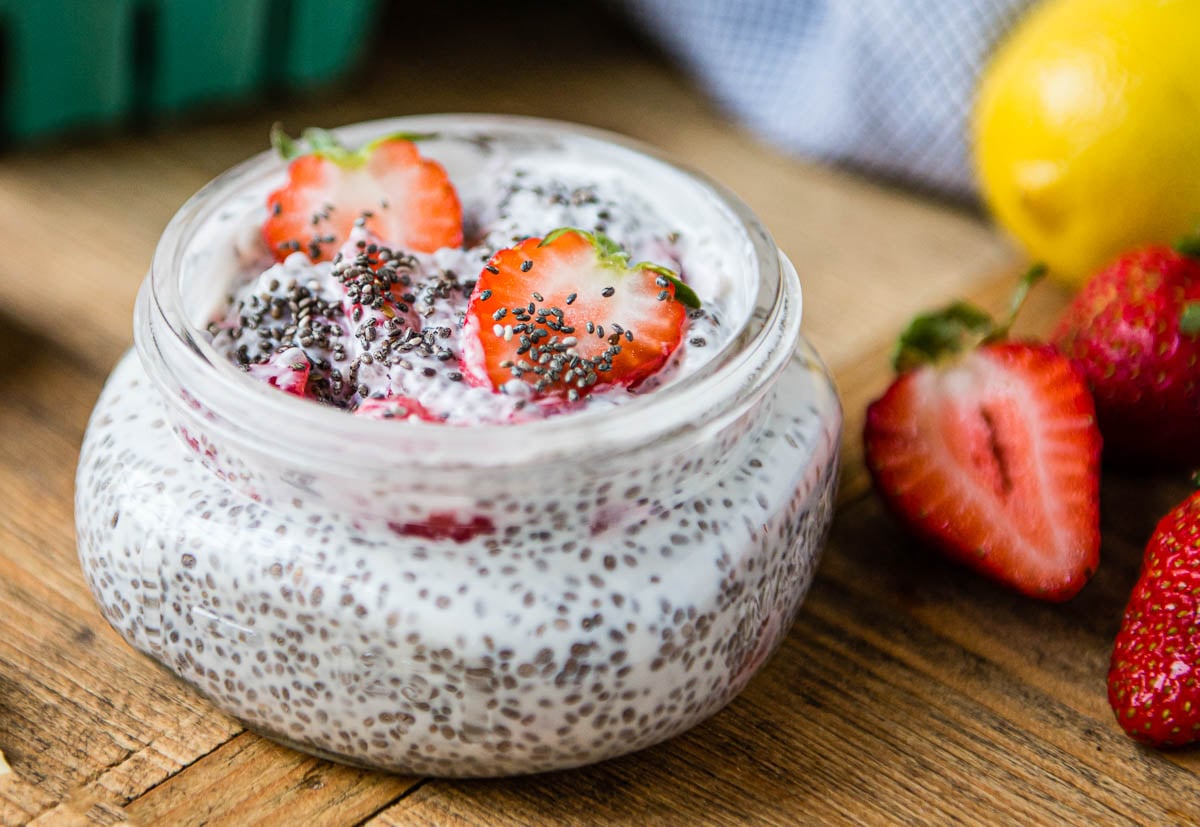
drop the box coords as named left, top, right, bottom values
left=264, top=126, right=462, bottom=263
left=460, top=228, right=701, bottom=400
left=863, top=266, right=1102, bottom=601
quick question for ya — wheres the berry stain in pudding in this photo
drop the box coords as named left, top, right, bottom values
left=207, top=127, right=727, bottom=425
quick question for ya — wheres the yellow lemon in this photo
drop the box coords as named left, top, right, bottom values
left=973, top=0, right=1200, bottom=287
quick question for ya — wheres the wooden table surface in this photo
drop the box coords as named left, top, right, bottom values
left=3, top=5, right=1199, bottom=825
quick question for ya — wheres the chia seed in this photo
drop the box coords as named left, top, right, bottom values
left=207, top=151, right=728, bottom=423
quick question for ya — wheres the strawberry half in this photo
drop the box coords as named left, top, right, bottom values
left=263, top=126, right=462, bottom=262
left=460, top=228, right=699, bottom=400
left=1052, top=244, right=1200, bottom=469
left=1108, top=489, right=1200, bottom=747
left=863, top=267, right=1102, bottom=600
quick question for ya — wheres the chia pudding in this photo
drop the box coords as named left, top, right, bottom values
left=75, top=116, right=842, bottom=776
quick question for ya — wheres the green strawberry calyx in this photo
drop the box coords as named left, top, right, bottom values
left=1161, top=231, right=1200, bottom=336
left=892, top=263, right=1047, bottom=372
left=1180, top=302, right=1200, bottom=337
left=270, top=124, right=438, bottom=168
left=539, top=228, right=702, bottom=309
left=1173, top=233, right=1200, bottom=260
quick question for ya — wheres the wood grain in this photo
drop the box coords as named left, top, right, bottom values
left=0, top=2, right=1195, bottom=825
left=361, top=480, right=1200, bottom=827
left=122, top=734, right=419, bottom=827
left=0, top=325, right=242, bottom=827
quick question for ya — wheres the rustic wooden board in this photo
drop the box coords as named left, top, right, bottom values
left=1, top=3, right=1195, bottom=825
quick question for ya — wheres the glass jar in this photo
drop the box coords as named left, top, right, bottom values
left=75, top=115, right=842, bottom=777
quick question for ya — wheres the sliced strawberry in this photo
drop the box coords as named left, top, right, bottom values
left=388, top=513, right=496, bottom=543
left=264, top=126, right=462, bottom=262
left=354, top=396, right=439, bottom=422
left=863, top=267, right=1101, bottom=601
left=246, top=347, right=312, bottom=397
left=460, top=228, right=699, bottom=399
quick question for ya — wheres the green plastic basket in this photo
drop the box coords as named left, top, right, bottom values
left=0, top=0, right=379, bottom=141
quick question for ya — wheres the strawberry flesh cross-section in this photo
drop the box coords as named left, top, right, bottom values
left=263, top=127, right=462, bottom=262
left=863, top=266, right=1102, bottom=601
left=460, top=228, right=699, bottom=401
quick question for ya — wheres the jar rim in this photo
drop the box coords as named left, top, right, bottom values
left=139, top=114, right=801, bottom=470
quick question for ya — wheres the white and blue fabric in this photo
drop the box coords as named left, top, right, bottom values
left=621, top=0, right=1036, bottom=193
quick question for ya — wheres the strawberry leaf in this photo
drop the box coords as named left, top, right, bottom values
left=542, top=228, right=631, bottom=268
left=988, top=263, right=1047, bottom=341
left=892, top=302, right=994, bottom=372
left=270, top=123, right=302, bottom=161
left=364, top=131, right=439, bottom=152
left=1174, top=234, right=1200, bottom=259
left=302, top=127, right=344, bottom=157
left=272, top=125, right=441, bottom=168
left=641, top=263, right=701, bottom=309
left=592, top=231, right=628, bottom=262
left=1180, top=302, right=1200, bottom=336
left=538, top=229, right=701, bottom=309
left=892, top=264, right=1047, bottom=372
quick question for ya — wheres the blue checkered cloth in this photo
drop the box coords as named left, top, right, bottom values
left=620, top=0, right=1034, bottom=193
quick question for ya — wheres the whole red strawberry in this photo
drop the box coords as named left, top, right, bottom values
left=1108, top=488, right=1200, bottom=747
left=1052, top=244, right=1200, bottom=468
left=864, top=267, right=1102, bottom=601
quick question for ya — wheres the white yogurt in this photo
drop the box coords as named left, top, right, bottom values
left=207, top=139, right=735, bottom=425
